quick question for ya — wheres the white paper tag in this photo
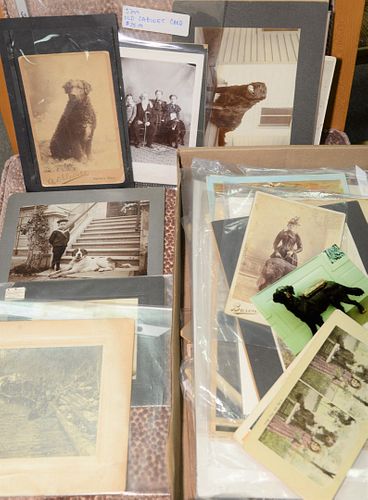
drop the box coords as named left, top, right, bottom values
left=14, top=0, right=29, bottom=17
left=4, top=287, right=26, bottom=301
left=355, top=165, right=368, bottom=195
left=122, top=6, right=190, bottom=37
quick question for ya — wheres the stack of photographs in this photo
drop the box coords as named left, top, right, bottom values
left=0, top=186, right=177, bottom=496
left=183, top=157, right=368, bottom=498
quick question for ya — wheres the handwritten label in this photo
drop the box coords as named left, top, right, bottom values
left=15, top=0, right=29, bottom=16
left=122, top=6, right=190, bottom=37
left=5, top=287, right=26, bottom=301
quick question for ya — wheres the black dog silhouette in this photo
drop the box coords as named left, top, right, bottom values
left=273, top=282, right=365, bottom=335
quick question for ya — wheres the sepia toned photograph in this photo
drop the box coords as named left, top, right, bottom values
left=19, top=51, right=125, bottom=187
left=253, top=246, right=368, bottom=356
left=120, top=45, right=205, bottom=184
left=259, top=380, right=359, bottom=486
left=0, top=317, right=134, bottom=495
left=301, top=326, right=368, bottom=420
left=0, top=345, right=102, bottom=458
left=9, top=200, right=150, bottom=281
left=225, top=193, right=346, bottom=323
left=195, top=27, right=300, bottom=147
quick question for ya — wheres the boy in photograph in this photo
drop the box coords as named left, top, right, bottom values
left=49, top=219, right=70, bottom=271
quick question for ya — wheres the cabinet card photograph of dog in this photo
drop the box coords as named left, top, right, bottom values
left=120, top=43, right=206, bottom=185
left=194, top=27, right=300, bottom=147
left=236, top=312, right=368, bottom=500
left=0, top=188, right=165, bottom=283
left=18, top=51, right=126, bottom=188
left=225, top=192, right=346, bottom=325
left=252, top=245, right=368, bottom=357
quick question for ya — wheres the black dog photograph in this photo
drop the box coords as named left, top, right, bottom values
left=18, top=51, right=125, bottom=187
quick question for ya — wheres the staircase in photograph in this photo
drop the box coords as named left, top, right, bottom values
left=62, top=214, right=141, bottom=270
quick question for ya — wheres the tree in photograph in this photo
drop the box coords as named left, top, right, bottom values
left=11, top=205, right=51, bottom=275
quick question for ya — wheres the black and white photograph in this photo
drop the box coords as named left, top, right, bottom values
left=8, top=201, right=151, bottom=281
left=0, top=189, right=165, bottom=284
left=195, top=27, right=300, bottom=147
left=120, top=44, right=206, bottom=184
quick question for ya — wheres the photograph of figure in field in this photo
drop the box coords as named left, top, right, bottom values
left=194, top=27, right=300, bottom=147
left=120, top=46, right=204, bottom=183
left=301, top=326, right=368, bottom=420
left=18, top=52, right=125, bottom=187
left=0, top=345, right=102, bottom=458
left=259, top=380, right=360, bottom=487
left=225, top=193, right=346, bottom=321
left=9, top=201, right=150, bottom=281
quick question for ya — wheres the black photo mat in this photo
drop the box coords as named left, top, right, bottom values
left=0, top=14, right=133, bottom=191
left=0, top=187, right=165, bottom=283
left=173, top=0, right=329, bottom=145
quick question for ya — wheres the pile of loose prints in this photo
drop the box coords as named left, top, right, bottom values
left=184, top=158, right=368, bottom=500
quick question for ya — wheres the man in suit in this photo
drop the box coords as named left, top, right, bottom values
left=151, top=89, right=167, bottom=143
left=132, top=92, right=156, bottom=148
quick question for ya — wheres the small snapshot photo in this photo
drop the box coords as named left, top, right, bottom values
left=195, top=27, right=300, bottom=147
left=225, top=192, right=346, bottom=322
left=301, top=326, right=368, bottom=420
left=259, top=380, right=360, bottom=487
left=252, top=245, right=368, bottom=357
left=120, top=45, right=205, bottom=184
left=18, top=51, right=125, bottom=187
left=0, top=345, right=102, bottom=458
left=9, top=200, right=150, bottom=281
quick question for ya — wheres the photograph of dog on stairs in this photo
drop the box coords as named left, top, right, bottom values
left=9, top=201, right=150, bottom=281
left=18, top=51, right=125, bottom=187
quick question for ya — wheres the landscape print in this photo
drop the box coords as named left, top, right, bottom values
left=0, top=345, right=102, bottom=458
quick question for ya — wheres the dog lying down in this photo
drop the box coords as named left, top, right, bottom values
left=49, top=248, right=134, bottom=278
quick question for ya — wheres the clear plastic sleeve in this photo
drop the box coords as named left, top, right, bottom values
left=0, top=280, right=174, bottom=497
left=181, top=159, right=368, bottom=498
left=0, top=15, right=133, bottom=191
left=119, top=36, right=207, bottom=185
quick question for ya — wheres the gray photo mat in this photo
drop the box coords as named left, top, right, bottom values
left=0, top=187, right=165, bottom=283
left=172, top=0, right=329, bottom=144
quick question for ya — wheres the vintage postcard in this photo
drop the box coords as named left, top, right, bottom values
left=207, top=172, right=350, bottom=220
left=236, top=311, right=368, bottom=500
left=225, top=192, right=346, bottom=324
left=0, top=189, right=165, bottom=284
left=19, top=52, right=125, bottom=187
left=195, top=27, right=300, bottom=147
left=0, top=317, right=135, bottom=495
left=120, top=43, right=205, bottom=184
left=252, top=245, right=368, bottom=356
